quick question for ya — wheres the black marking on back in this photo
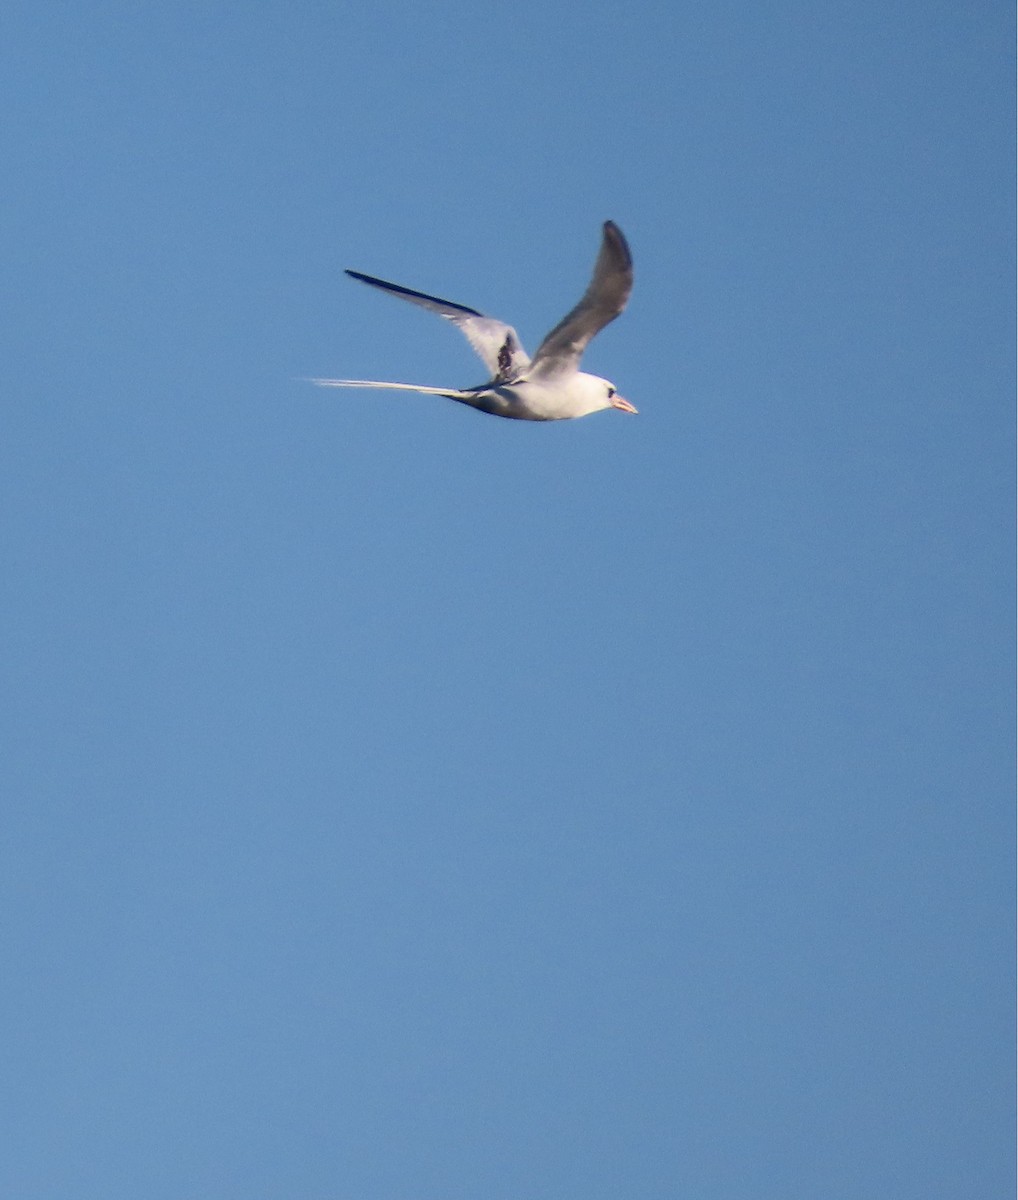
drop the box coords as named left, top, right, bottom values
left=497, top=336, right=513, bottom=380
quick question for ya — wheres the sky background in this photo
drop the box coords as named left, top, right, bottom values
left=1, top=2, right=1013, bottom=1197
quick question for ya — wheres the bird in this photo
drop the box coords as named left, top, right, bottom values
left=308, top=221, right=637, bottom=421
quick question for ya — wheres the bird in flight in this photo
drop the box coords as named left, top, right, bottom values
left=309, top=221, right=637, bottom=421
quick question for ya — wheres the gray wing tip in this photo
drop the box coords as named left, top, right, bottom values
left=344, top=268, right=484, bottom=317
left=601, top=220, right=633, bottom=270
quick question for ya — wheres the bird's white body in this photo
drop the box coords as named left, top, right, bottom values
left=322, top=369, right=633, bottom=422
left=466, top=371, right=629, bottom=422
left=310, top=221, right=637, bottom=422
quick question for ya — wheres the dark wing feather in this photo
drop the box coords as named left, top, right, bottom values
left=530, top=222, right=633, bottom=376
left=345, top=269, right=529, bottom=380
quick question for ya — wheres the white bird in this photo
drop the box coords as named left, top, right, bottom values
left=309, top=221, right=637, bottom=421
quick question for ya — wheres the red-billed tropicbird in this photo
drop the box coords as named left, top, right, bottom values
left=309, top=221, right=637, bottom=421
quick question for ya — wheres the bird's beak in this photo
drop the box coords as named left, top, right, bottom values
left=611, top=395, right=638, bottom=414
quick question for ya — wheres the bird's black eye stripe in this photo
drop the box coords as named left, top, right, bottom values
left=607, top=386, right=615, bottom=397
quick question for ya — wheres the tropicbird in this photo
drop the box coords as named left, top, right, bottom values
left=309, top=221, right=637, bottom=421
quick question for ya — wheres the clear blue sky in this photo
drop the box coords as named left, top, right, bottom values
left=2, top=2, right=1012, bottom=1197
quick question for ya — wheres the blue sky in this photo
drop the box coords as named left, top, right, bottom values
left=1, top=2, right=1013, bottom=1197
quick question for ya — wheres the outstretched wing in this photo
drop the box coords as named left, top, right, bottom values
left=530, top=221, right=633, bottom=377
left=345, top=270, right=530, bottom=382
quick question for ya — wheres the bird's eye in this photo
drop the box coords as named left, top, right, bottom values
left=607, top=386, right=615, bottom=398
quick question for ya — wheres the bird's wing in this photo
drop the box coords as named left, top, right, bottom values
left=345, top=270, right=530, bottom=381
left=529, top=221, right=633, bottom=377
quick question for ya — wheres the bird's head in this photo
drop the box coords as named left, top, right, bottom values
left=586, top=374, right=637, bottom=416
